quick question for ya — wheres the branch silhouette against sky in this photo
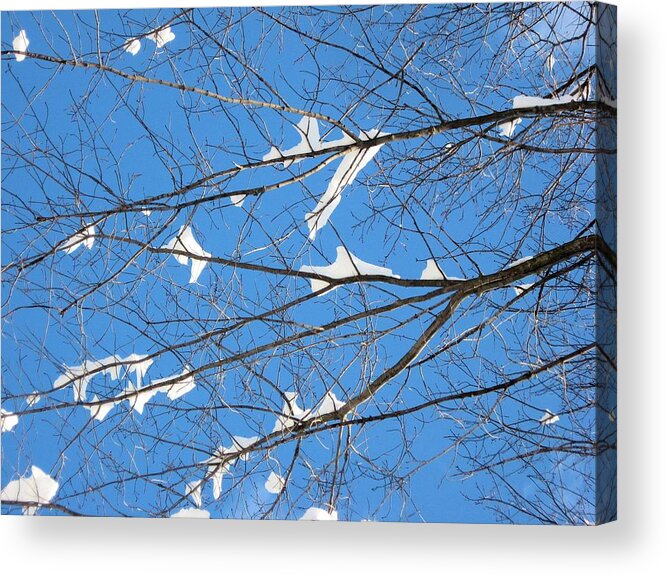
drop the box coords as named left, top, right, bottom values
left=1, top=2, right=616, bottom=524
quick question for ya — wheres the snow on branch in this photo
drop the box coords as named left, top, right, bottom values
left=206, top=435, right=259, bottom=500
left=60, top=222, right=95, bottom=255
left=171, top=507, right=210, bottom=518
left=162, top=225, right=211, bottom=284
left=419, top=258, right=465, bottom=281
left=1, top=408, right=19, bottom=433
left=147, top=26, right=175, bottom=48
left=305, top=128, right=387, bottom=240
left=125, top=38, right=141, bottom=55
left=1, top=466, right=59, bottom=515
left=151, top=369, right=196, bottom=401
left=264, top=471, right=285, bottom=494
left=539, top=410, right=560, bottom=425
left=299, top=506, right=338, bottom=521
left=261, top=115, right=387, bottom=239
left=299, top=246, right=399, bottom=294
left=498, top=87, right=590, bottom=138
left=12, top=30, right=29, bottom=62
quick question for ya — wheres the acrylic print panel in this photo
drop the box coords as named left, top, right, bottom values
left=0, top=2, right=616, bottom=524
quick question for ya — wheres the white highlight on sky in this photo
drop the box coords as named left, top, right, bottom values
left=12, top=30, right=29, bottom=62
left=299, top=246, right=398, bottom=294
left=1, top=466, right=59, bottom=515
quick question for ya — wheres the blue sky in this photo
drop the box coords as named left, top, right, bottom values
left=1, top=4, right=612, bottom=523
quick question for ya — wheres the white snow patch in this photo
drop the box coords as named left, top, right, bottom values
left=299, top=507, right=338, bottom=521
left=121, top=382, right=160, bottom=415
left=1, top=466, right=58, bottom=514
left=299, top=246, right=399, bottom=294
left=513, top=94, right=576, bottom=109
left=125, top=38, right=141, bottom=56
left=262, top=116, right=386, bottom=239
left=305, top=128, right=387, bottom=240
left=506, top=255, right=534, bottom=269
left=147, top=26, right=175, bottom=48
left=205, top=436, right=258, bottom=500
left=26, top=393, right=41, bottom=407
left=163, top=225, right=211, bottom=284
left=262, top=116, right=327, bottom=168
left=513, top=283, right=534, bottom=296
left=171, top=507, right=209, bottom=518
left=272, top=391, right=310, bottom=432
left=84, top=395, right=117, bottom=421
left=420, top=259, right=445, bottom=280
left=124, top=354, right=153, bottom=387
left=419, top=259, right=465, bottom=281
left=230, top=194, right=246, bottom=208
left=498, top=117, right=522, bottom=138
left=546, top=53, right=556, bottom=76
left=207, top=446, right=235, bottom=500
left=313, top=391, right=345, bottom=418
left=539, top=410, right=560, bottom=425
left=54, top=356, right=117, bottom=402
left=152, top=369, right=196, bottom=400
left=54, top=354, right=151, bottom=402
left=230, top=435, right=259, bottom=461
left=570, top=80, right=591, bottom=102
left=1, top=409, right=19, bottom=433
left=499, top=92, right=580, bottom=139
left=264, top=471, right=285, bottom=494
left=12, top=30, right=29, bottom=62
left=186, top=480, right=203, bottom=508
left=61, top=223, right=95, bottom=254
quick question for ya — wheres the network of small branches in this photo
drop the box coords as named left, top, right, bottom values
left=1, top=2, right=615, bottom=524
